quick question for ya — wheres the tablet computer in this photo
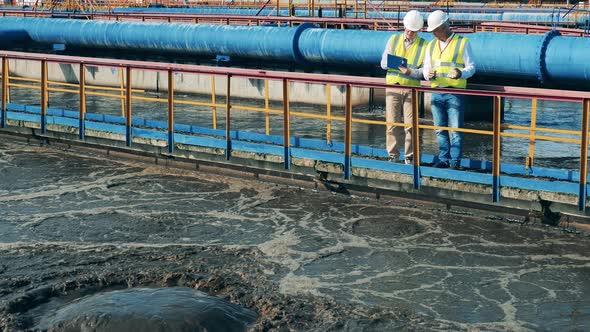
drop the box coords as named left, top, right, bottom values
left=387, top=54, right=408, bottom=69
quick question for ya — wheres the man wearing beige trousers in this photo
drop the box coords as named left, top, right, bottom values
left=380, top=10, right=427, bottom=164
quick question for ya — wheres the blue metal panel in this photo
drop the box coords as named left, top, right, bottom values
left=232, top=140, right=283, bottom=156
left=47, top=115, right=78, bottom=127
left=7, top=111, right=40, bottom=122
left=174, top=133, right=227, bottom=149
left=84, top=120, right=125, bottom=134
left=291, top=147, right=342, bottom=164
left=421, top=166, right=492, bottom=185
left=502, top=175, right=579, bottom=194
left=133, top=127, right=168, bottom=141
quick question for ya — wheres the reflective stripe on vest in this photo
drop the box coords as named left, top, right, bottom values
left=386, top=35, right=426, bottom=87
left=429, top=35, right=467, bottom=89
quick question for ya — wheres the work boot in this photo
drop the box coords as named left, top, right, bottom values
left=388, top=155, right=399, bottom=162
left=404, top=157, right=413, bottom=165
left=432, top=160, right=449, bottom=168
left=450, top=160, right=461, bottom=170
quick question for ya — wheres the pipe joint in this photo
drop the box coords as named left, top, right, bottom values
left=536, top=29, right=561, bottom=83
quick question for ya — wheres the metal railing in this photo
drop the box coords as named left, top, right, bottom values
left=1, top=50, right=590, bottom=210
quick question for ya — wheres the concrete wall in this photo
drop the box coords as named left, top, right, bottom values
left=8, top=59, right=374, bottom=107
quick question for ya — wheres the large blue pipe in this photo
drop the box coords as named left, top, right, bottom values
left=0, top=17, right=309, bottom=62
left=0, top=17, right=589, bottom=84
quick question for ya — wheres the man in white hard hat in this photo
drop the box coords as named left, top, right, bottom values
left=423, top=10, right=476, bottom=170
left=380, top=10, right=427, bottom=165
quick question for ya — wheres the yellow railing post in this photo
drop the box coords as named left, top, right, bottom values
left=167, top=68, right=174, bottom=153
left=125, top=66, right=132, bottom=146
left=79, top=63, right=86, bottom=139
left=526, top=98, right=537, bottom=169
left=411, top=88, right=420, bottom=189
left=40, top=59, right=47, bottom=134
left=344, top=83, right=352, bottom=179
left=119, top=68, right=125, bottom=116
left=326, top=83, right=331, bottom=143
left=283, top=78, right=290, bottom=169
left=211, top=75, right=217, bottom=129
left=265, top=79, right=270, bottom=135
left=492, top=95, right=502, bottom=202
left=225, top=74, right=231, bottom=160
left=578, top=98, right=590, bottom=210
left=1, top=57, right=7, bottom=128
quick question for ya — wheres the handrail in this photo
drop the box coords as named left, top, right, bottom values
left=2, top=50, right=590, bottom=211
left=0, top=51, right=587, bottom=102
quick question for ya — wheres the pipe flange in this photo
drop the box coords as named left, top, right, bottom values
left=536, top=29, right=560, bottom=83
left=292, top=22, right=315, bottom=64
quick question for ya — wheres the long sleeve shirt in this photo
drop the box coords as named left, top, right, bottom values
left=422, top=33, right=476, bottom=82
left=380, top=36, right=424, bottom=80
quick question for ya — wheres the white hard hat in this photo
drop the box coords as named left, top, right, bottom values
left=427, top=10, right=449, bottom=32
left=403, top=10, right=424, bottom=31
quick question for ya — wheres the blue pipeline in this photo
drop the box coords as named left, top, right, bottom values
left=0, top=17, right=309, bottom=63
left=1, top=17, right=589, bottom=84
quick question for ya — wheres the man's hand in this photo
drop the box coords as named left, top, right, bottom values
left=398, top=66, right=411, bottom=76
left=448, top=68, right=462, bottom=79
left=428, top=69, right=437, bottom=79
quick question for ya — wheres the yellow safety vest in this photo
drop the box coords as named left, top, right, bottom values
left=428, top=34, right=468, bottom=89
left=385, top=34, right=427, bottom=87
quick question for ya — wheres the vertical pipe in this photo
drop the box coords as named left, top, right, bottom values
left=283, top=78, right=290, bottom=169
left=326, top=83, right=331, bottom=143
left=492, top=95, right=502, bottom=202
left=40, top=59, right=47, bottom=134
left=79, top=63, right=86, bottom=140
left=211, top=75, right=217, bottom=130
left=344, top=84, right=352, bottom=180
left=578, top=98, right=589, bottom=211
left=125, top=66, right=132, bottom=146
left=167, top=68, right=174, bottom=153
left=526, top=98, right=538, bottom=170
left=1, top=57, right=7, bottom=128
left=265, top=79, right=270, bottom=135
left=225, top=74, right=231, bottom=160
left=411, top=88, right=420, bottom=189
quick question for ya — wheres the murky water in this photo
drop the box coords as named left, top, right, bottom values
left=1, top=139, right=590, bottom=331
left=31, top=287, right=256, bottom=332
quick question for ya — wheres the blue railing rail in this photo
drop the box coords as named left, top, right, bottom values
left=1, top=50, right=590, bottom=210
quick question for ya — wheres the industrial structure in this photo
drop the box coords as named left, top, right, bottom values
left=0, top=1, right=589, bottom=218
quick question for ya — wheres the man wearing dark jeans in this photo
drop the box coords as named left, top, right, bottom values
left=423, top=10, right=476, bottom=169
